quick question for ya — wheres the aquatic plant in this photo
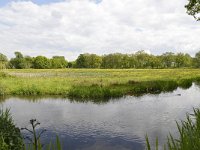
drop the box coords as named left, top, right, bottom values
left=22, top=119, right=62, bottom=150
left=146, top=108, right=200, bottom=150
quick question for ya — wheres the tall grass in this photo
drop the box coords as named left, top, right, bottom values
left=1, top=69, right=200, bottom=99
left=146, top=108, right=200, bottom=150
left=0, top=109, right=24, bottom=150
left=0, top=108, right=62, bottom=150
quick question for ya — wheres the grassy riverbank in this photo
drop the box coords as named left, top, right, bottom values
left=1, top=69, right=200, bottom=99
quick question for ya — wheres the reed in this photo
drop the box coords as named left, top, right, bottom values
left=146, top=108, right=200, bottom=150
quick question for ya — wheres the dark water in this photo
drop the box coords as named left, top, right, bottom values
left=1, top=84, right=200, bottom=150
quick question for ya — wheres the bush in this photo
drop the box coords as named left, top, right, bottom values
left=0, top=109, right=24, bottom=150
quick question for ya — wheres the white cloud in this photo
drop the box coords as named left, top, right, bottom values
left=0, top=0, right=199, bottom=60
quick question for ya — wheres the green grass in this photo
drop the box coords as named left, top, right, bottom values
left=1, top=69, right=200, bottom=99
left=0, top=108, right=62, bottom=150
left=0, top=109, right=24, bottom=150
left=146, top=108, right=200, bottom=150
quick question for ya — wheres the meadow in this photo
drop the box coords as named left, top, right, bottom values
left=1, top=69, right=200, bottom=99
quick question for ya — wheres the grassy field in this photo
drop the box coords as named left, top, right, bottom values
left=1, top=69, right=200, bottom=100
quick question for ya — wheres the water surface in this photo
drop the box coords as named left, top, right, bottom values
left=1, top=84, right=200, bottom=150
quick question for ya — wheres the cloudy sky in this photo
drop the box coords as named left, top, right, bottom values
left=0, top=0, right=199, bottom=61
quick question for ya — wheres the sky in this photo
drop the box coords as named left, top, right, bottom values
left=0, top=0, right=199, bottom=61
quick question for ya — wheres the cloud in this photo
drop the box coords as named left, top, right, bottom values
left=0, top=0, right=199, bottom=60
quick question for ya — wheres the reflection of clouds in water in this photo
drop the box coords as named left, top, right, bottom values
left=1, top=84, right=200, bottom=149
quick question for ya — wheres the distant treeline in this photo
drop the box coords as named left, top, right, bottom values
left=1, top=50, right=200, bottom=69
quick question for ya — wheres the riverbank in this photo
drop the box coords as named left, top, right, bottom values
left=1, top=69, right=200, bottom=99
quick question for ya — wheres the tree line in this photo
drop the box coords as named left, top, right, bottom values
left=1, top=51, right=200, bottom=69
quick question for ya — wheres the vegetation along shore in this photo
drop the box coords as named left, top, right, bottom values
left=1, top=69, right=200, bottom=100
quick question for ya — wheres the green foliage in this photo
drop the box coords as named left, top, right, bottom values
left=0, top=109, right=24, bottom=150
left=68, top=85, right=113, bottom=99
left=146, top=108, right=200, bottom=150
left=0, top=53, right=8, bottom=69
left=22, top=119, right=62, bottom=150
left=0, top=84, right=7, bottom=96
left=185, top=0, right=200, bottom=21
left=51, top=56, right=67, bottom=69
left=10, top=52, right=25, bottom=69
left=1, top=69, right=200, bottom=99
left=0, top=108, right=63, bottom=150
left=178, top=79, right=193, bottom=89
left=33, top=56, right=51, bottom=69
left=76, top=53, right=102, bottom=68
left=4, top=51, right=200, bottom=69
left=26, top=136, right=62, bottom=150
left=194, top=51, right=200, bottom=68
left=0, top=72, right=10, bottom=78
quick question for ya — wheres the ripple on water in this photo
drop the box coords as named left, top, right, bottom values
left=1, top=84, right=200, bottom=150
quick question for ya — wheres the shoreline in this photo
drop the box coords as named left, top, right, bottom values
left=1, top=69, right=200, bottom=100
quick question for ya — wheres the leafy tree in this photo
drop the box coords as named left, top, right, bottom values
left=9, top=52, right=25, bottom=69
left=102, top=53, right=125, bottom=68
left=76, top=54, right=102, bottom=68
left=0, top=53, right=8, bottom=69
left=135, top=50, right=150, bottom=68
left=128, top=54, right=137, bottom=68
left=51, top=56, right=67, bottom=69
left=88, top=54, right=102, bottom=68
left=24, top=56, right=34, bottom=69
left=33, top=56, right=51, bottom=69
left=76, top=54, right=88, bottom=68
left=185, top=0, right=200, bottom=21
left=175, top=53, right=192, bottom=68
left=9, top=52, right=33, bottom=69
left=194, top=51, right=200, bottom=68
left=67, top=61, right=76, bottom=68
left=161, top=52, right=175, bottom=68
left=148, top=55, right=161, bottom=69
left=14, top=52, right=23, bottom=59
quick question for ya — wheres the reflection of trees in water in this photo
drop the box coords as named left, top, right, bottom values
left=0, top=96, right=6, bottom=103
left=0, top=80, right=195, bottom=105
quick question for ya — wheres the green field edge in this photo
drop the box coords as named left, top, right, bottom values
left=1, top=70, right=200, bottom=101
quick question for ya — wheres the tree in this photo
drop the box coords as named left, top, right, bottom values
left=33, top=56, right=51, bottom=69
left=0, top=53, right=8, bottom=69
left=67, top=61, right=76, bottom=68
left=88, top=54, right=102, bottom=68
left=174, top=53, right=192, bottom=68
left=9, top=52, right=34, bottom=69
left=9, top=52, right=25, bottom=69
left=135, top=50, right=150, bottom=68
left=194, top=51, right=200, bottom=67
left=76, top=53, right=102, bottom=68
left=51, top=56, right=67, bottom=69
left=185, top=0, right=200, bottom=21
left=24, top=56, right=34, bottom=69
left=76, top=54, right=88, bottom=68
left=148, top=55, right=161, bottom=69
left=161, top=52, right=175, bottom=68
left=102, top=53, right=123, bottom=68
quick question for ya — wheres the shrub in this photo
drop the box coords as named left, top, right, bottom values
left=0, top=109, right=24, bottom=150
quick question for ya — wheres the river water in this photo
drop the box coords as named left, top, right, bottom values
left=1, top=84, right=200, bottom=150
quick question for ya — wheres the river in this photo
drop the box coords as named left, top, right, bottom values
left=1, top=84, right=200, bottom=150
